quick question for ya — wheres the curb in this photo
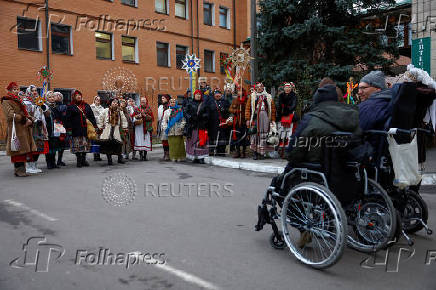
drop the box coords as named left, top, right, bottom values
left=205, top=157, right=436, bottom=186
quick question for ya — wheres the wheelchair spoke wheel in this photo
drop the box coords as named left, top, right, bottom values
left=347, top=179, right=397, bottom=253
left=281, top=182, right=346, bottom=269
left=402, top=190, right=428, bottom=234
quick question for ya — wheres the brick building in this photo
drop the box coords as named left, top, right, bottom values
left=0, top=0, right=252, bottom=140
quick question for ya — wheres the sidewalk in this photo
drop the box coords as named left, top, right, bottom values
left=205, top=152, right=436, bottom=186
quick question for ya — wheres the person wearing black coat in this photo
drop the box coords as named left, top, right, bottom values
left=54, top=92, right=68, bottom=166
left=276, top=83, right=298, bottom=157
left=65, top=90, right=97, bottom=168
left=185, top=89, right=209, bottom=163
left=43, top=91, right=64, bottom=169
left=199, top=89, right=230, bottom=156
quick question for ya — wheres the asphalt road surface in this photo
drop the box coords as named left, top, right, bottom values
left=0, top=150, right=435, bottom=290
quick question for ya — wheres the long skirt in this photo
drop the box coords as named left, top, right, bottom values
left=250, top=109, right=274, bottom=154
left=168, top=136, right=186, bottom=161
left=95, top=139, right=122, bottom=155
left=186, top=129, right=209, bottom=160
left=70, top=136, right=91, bottom=153
left=121, top=130, right=131, bottom=154
left=134, top=124, right=152, bottom=151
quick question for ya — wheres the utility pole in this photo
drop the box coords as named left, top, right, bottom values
left=250, top=0, right=257, bottom=85
left=45, top=0, right=51, bottom=90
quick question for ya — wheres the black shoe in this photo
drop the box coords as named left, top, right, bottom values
left=118, top=155, right=125, bottom=164
left=76, top=154, right=83, bottom=168
left=94, top=154, right=102, bottom=162
left=82, top=154, right=90, bottom=167
left=57, top=161, right=66, bottom=166
left=199, top=159, right=205, bottom=164
left=193, top=159, right=200, bottom=163
left=107, top=155, right=113, bottom=166
left=253, top=153, right=258, bottom=160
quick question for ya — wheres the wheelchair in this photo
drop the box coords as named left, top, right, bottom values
left=255, top=133, right=397, bottom=269
left=365, top=128, right=433, bottom=246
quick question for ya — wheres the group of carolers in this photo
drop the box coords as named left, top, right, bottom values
left=1, top=81, right=154, bottom=177
left=1, top=79, right=298, bottom=177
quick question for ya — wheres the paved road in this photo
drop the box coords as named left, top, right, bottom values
left=0, top=151, right=435, bottom=290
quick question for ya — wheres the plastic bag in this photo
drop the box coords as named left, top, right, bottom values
left=387, top=134, right=421, bottom=189
left=10, top=114, right=21, bottom=152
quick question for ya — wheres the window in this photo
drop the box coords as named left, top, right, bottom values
left=175, top=0, right=187, bottom=18
left=219, top=7, right=229, bottom=29
left=121, top=0, right=137, bottom=7
left=204, top=50, right=215, bottom=73
left=51, top=24, right=72, bottom=55
left=95, top=32, right=112, bottom=60
left=17, top=17, right=41, bottom=51
left=122, top=36, right=137, bottom=63
left=97, top=91, right=114, bottom=108
left=156, top=42, right=170, bottom=67
left=204, top=3, right=213, bottom=26
left=176, top=45, right=188, bottom=69
left=155, top=0, right=168, bottom=14
left=220, top=52, right=229, bottom=74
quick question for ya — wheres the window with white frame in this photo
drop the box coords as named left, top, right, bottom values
left=155, top=0, right=168, bottom=14
left=95, top=31, right=113, bottom=60
left=204, top=49, right=215, bottom=73
left=219, top=7, right=229, bottom=29
left=204, top=2, right=214, bottom=26
left=122, top=36, right=138, bottom=63
left=176, top=45, right=188, bottom=69
left=175, top=0, right=187, bottom=18
left=121, top=0, right=137, bottom=7
left=17, top=17, right=42, bottom=51
left=157, top=42, right=170, bottom=67
left=51, top=23, right=72, bottom=55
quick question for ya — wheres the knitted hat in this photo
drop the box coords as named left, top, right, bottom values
left=360, top=71, right=386, bottom=89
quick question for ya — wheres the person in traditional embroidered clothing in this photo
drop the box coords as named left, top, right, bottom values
left=53, top=92, right=67, bottom=166
left=132, top=97, right=153, bottom=161
left=96, top=98, right=126, bottom=165
left=1, top=82, right=36, bottom=177
left=23, top=85, right=48, bottom=174
left=65, top=90, right=97, bottom=168
left=157, top=94, right=171, bottom=161
left=245, top=82, right=277, bottom=160
left=90, top=95, right=105, bottom=161
left=276, top=82, right=298, bottom=158
left=119, top=99, right=132, bottom=161
left=229, top=87, right=249, bottom=158
left=43, top=91, right=64, bottom=169
left=185, top=89, right=209, bottom=163
left=162, top=98, right=186, bottom=162
left=126, top=98, right=138, bottom=160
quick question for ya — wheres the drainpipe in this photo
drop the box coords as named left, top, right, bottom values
left=45, top=0, right=51, bottom=90
left=250, top=0, right=257, bottom=84
left=233, top=0, right=236, bottom=48
left=190, top=0, right=194, bottom=52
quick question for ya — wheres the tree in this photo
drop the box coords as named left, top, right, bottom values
left=257, top=0, right=399, bottom=102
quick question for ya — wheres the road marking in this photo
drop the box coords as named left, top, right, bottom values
left=129, top=252, right=220, bottom=290
left=2, top=199, right=58, bottom=222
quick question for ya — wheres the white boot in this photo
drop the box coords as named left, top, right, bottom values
left=26, top=162, right=37, bottom=174
left=33, top=161, right=43, bottom=173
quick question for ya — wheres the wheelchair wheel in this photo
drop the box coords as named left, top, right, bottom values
left=402, top=190, right=429, bottom=234
left=347, top=179, right=397, bottom=253
left=280, top=182, right=346, bottom=269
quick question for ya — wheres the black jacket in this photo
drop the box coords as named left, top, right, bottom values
left=277, top=91, right=297, bottom=120
left=199, top=97, right=230, bottom=142
left=65, top=103, right=97, bottom=137
left=184, top=99, right=208, bottom=137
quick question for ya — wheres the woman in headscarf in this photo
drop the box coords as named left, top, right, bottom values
left=65, top=90, right=97, bottom=167
left=1, top=82, right=37, bottom=177
left=229, top=87, right=249, bottom=158
left=43, top=91, right=64, bottom=169
left=119, top=98, right=132, bottom=161
left=96, top=98, right=126, bottom=165
left=185, top=89, right=208, bottom=163
left=157, top=94, right=171, bottom=161
left=53, top=92, right=67, bottom=166
left=90, top=95, right=105, bottom=161
left=23, top=84, right=48, bottom=174
left=162, top=98, right=186, bottom=162
left=132, top=96, right=153, bottom=161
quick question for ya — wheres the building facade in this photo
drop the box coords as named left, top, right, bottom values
left=411, top=0, right=436, bottom=79
left=0, top=0, right=251, bottom=139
